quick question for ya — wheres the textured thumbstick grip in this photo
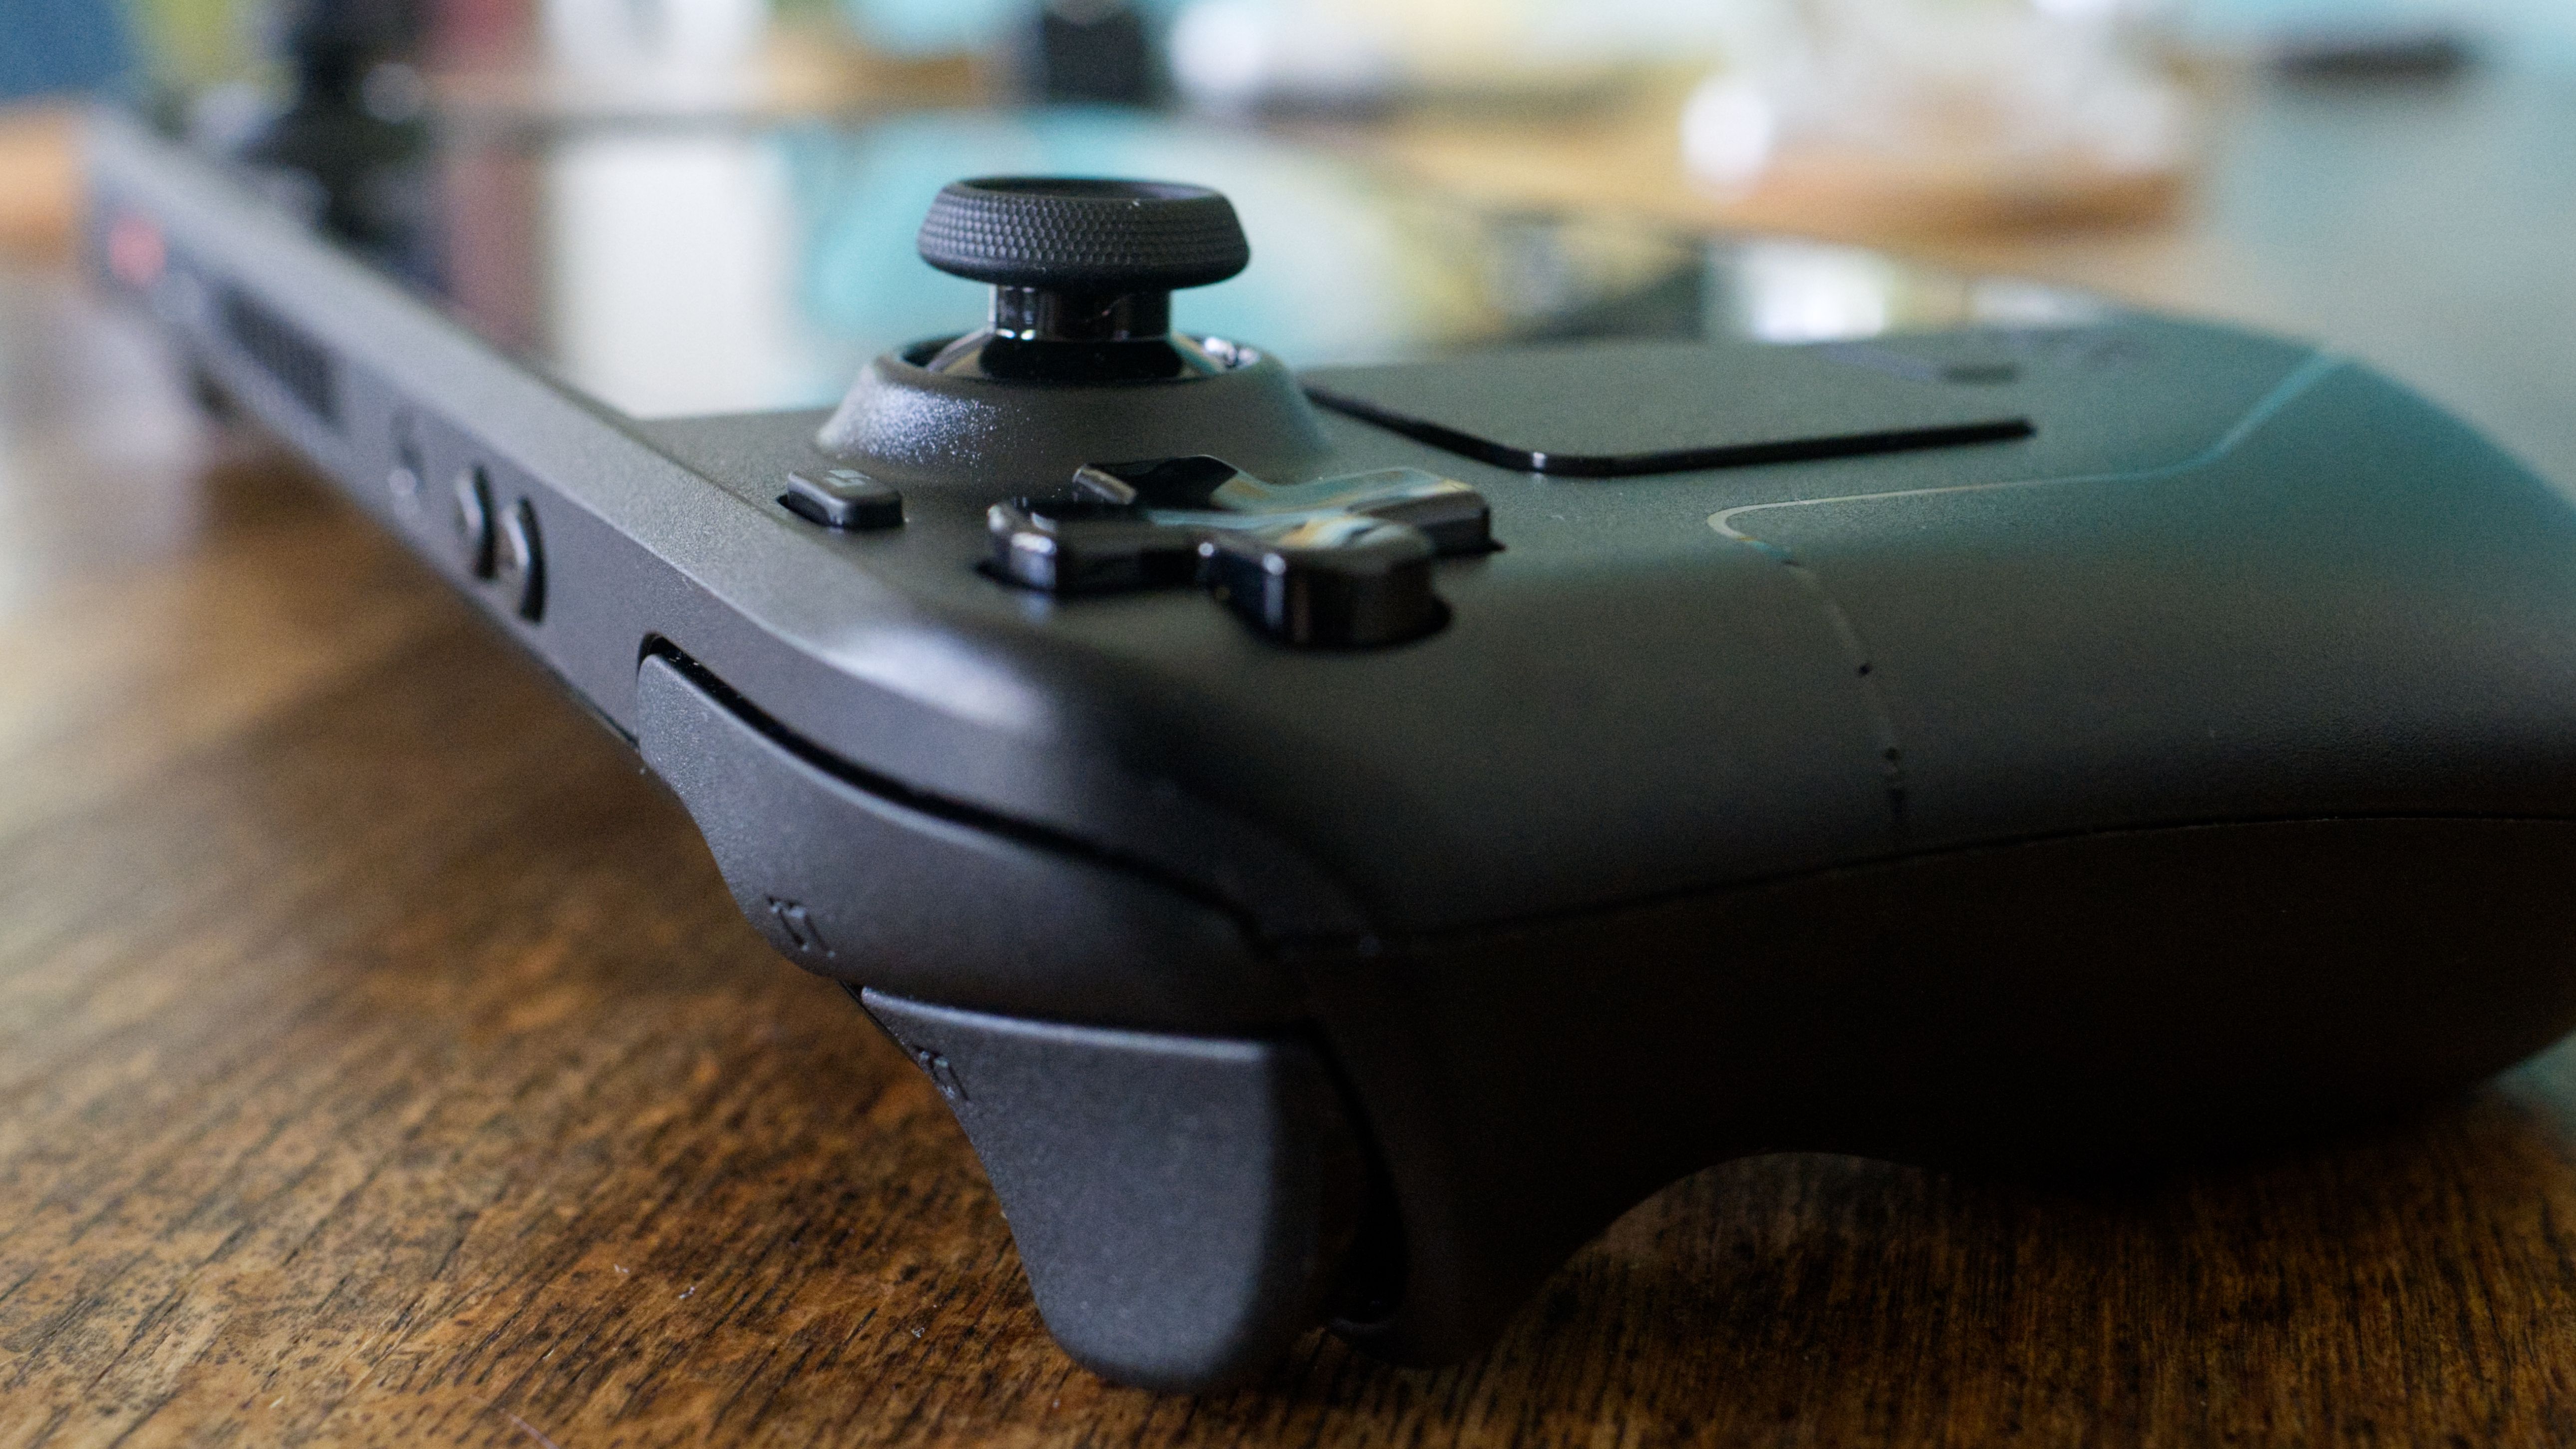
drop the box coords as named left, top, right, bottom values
left=917, top=177, right=1251, bottom=292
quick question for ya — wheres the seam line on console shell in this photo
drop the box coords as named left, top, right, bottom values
left=1704, top=352, right=2347, bottom=848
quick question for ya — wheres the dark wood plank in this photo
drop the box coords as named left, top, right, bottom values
left=12, top=234, right=2576, bottom=1447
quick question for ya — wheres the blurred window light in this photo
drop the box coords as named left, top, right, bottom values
left=2031, top=0, right=2125, bottom=18
left=1680, top=0, right=2189, bottom=205
left=545, top=0, right=767, bottom=70
left=1723, top=241, right=1898, bottom=343
left=548, top=131, right=842, bottom=416
left=1680, top=76, right=1778, bottom=194
left=537, top=0, right=771, bottom=113
left=1167, top=0, right=1401, bottom=111
left=1713, top=240, right=2107, bottom=344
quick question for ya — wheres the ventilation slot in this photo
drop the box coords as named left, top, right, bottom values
left=219, top=285, right=338, bottom=428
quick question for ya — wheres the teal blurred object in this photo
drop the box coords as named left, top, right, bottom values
left=2183, top=0, right=2576, bottom=60
left=839, top=0, right=1017, bottom=55
left=0, top=0, right=132, bottom=100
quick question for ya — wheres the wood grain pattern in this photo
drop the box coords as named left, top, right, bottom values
left=15, top=176, right=2576, bottom=1445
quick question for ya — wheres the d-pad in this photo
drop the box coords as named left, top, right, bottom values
left=986, top=455, right=1494, bottom=647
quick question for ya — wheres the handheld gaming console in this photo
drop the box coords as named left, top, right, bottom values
left=87, top=113, right=2576, bottom=1391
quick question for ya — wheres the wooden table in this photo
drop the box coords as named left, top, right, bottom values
left=16, top=70, right=2576, bottom=1445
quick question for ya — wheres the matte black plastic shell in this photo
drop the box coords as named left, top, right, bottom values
left=860, top=991, right=1360, bottom=1389
left=637, top=651, right=1297, bottom=1029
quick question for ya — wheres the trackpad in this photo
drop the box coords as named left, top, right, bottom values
left=1301, top=338, right=2034, bottom=477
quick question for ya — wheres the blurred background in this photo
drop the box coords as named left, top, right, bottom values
left=4, top=0, right=2574, bottom=453
left=11, top=0, right=2569, bottom=247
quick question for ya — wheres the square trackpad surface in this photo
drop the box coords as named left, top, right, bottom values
left=1300, top=339, right=2034, bottom=477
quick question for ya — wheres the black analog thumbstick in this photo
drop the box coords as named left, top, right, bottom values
left=916, top=177, right=1252, bottom=382
left=918, top=177, right=1249, bottom=292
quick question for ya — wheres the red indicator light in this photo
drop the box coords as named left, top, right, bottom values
left=107, top=213, right=166, bottom=290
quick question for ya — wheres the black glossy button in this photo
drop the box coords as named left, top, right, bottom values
left=1071, top=454, right=1245, bottom=508
left=496, top=497, right=544, bottom=622
left=1200, top=517, right=1444, bottom=648
left=452, top=465, right=495, bottom=578
left=1329, top=471, right=1493, bottom=555
left=988, top=498, right=1198, bottom=594
left=783, top=469, right=904, bottom=530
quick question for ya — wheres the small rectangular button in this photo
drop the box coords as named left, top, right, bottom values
left=782, top=468, right=904, bottom=530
